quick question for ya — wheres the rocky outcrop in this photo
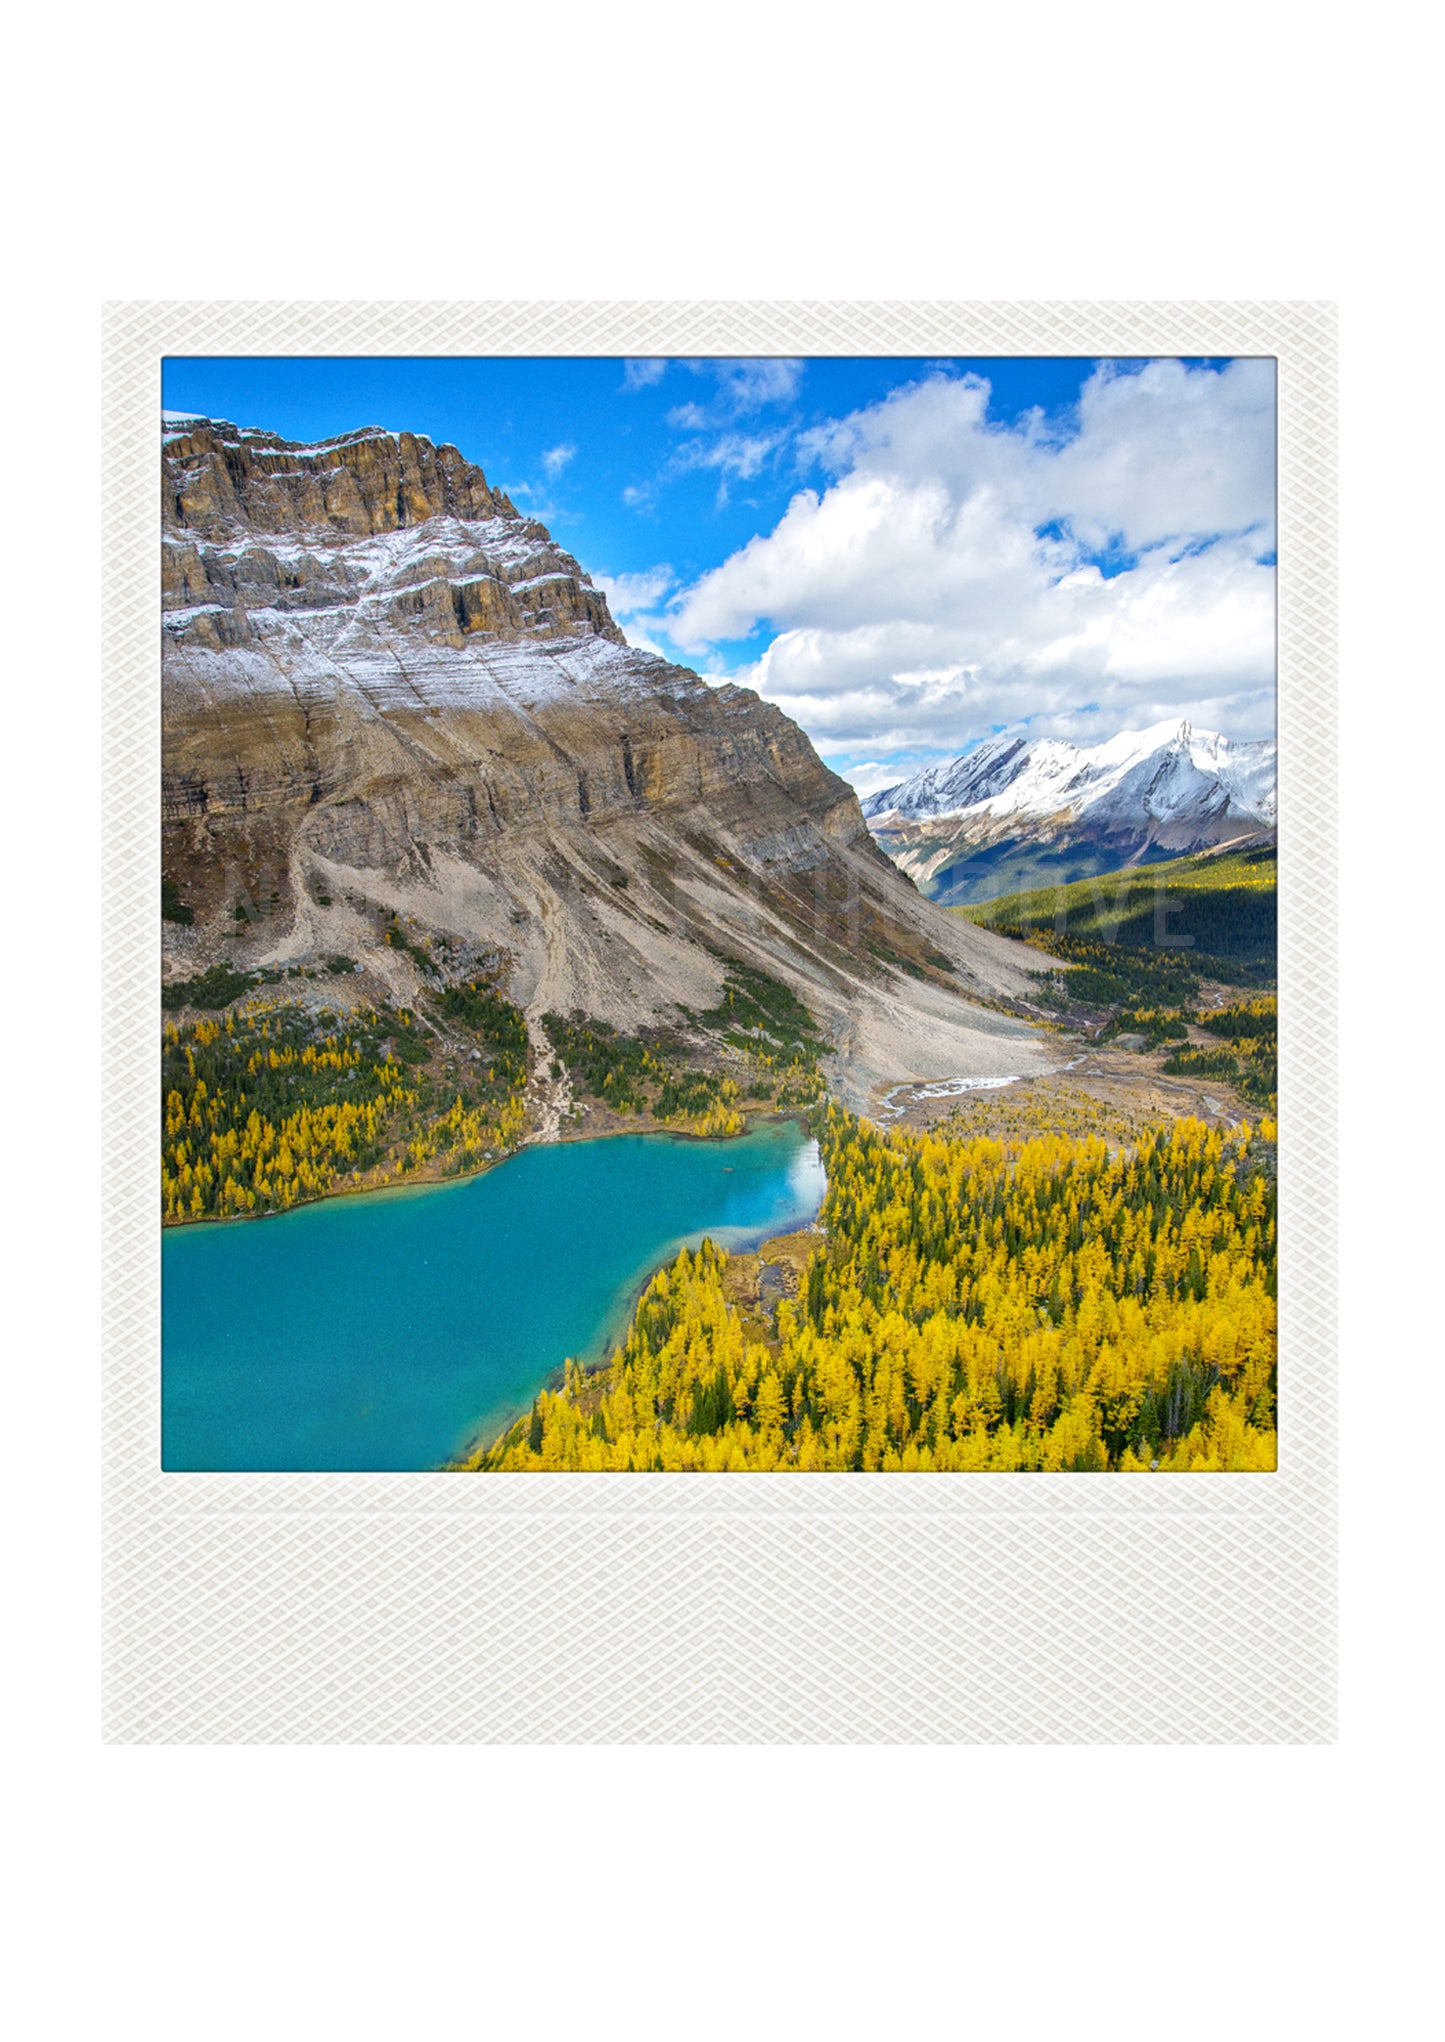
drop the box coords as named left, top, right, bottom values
left=161, top=414, right=1050, bottom=1098
left=162, top=414, right=622, bottom=647
left=164, top=415, right=521, bottom=538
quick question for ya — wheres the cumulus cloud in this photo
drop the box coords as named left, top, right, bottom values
left=540, top=442, right=576, bottom=479
left=623, top=358, right=668, bottom=389
left=594, top=565, right=675, bottom=619
left=591, top=565, right=679, bottom=661
left=669, top=359, right=1277, bottom=750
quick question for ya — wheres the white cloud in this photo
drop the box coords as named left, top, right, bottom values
left=623, top=359, right=668, bottom=389
left=835, top=758, right=937, bottom=799
left=668, top=360, right=1277, bottom=750
left=591, top=566, right=681, bottom=660
left=692, top=357, right=805, bottom=413
left=615, top=621, right=676, bottom=661
left=541, top=442, right=576, bottom=479
left=673, top=429, right=788, bottom=507
left=1051, top=358, right=1277, bottom=550
left=506, top=480, right=567, bottom=524
left=648, top=363, right=806, bottom=507
left=617, top=360, right=809, bottom=519
left=594, top=565, right=675, bottom=619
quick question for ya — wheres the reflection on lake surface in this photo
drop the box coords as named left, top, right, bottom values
left=162, top=1120, right=824, bottom=1472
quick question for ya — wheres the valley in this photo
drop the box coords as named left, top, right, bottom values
left=844, top=842, right=1279, bottom=1146
left=158, top=405, right=1278, bottom=1476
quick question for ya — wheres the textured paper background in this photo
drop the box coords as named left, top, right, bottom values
left=103, top=300, right=1335, bottom=1741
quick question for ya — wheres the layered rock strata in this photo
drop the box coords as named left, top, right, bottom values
left=161, top=414, right=1048, bottom=1098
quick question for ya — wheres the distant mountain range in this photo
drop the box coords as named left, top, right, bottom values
left=861, top=720, right=1276, bottom=906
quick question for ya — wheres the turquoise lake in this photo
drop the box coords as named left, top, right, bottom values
left=161, top=1119, right=824, bottom=1472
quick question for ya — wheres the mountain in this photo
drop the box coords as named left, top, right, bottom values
left=861, top=720, right=1276, bottom=907
left=161, top=414, right=1046, bottom=1102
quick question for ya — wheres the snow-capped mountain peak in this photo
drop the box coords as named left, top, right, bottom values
left=862, top=719, right=1276, bottom=833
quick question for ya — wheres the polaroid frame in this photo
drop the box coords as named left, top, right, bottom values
left=103, top=300, right=1336, bottom=1742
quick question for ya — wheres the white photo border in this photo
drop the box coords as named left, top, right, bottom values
left=103, top=300, right=1335, bottom=1741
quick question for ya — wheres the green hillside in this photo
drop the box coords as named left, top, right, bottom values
left=952, top=845, right=1277, bottom=1107
left=955, top=843, right=1276, bottom=965
left=871, top=828, right=1145, bottom=908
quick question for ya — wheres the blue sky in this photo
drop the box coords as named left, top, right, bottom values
left=163, top=353, right=1277, bottom=792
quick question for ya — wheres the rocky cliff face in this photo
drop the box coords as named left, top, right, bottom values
left=161, top=414, right=1047, bottom=1098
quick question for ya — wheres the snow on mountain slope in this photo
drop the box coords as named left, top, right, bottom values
left=161, top=413, right=1051, bottom=1097
left=862, top=720, right=1276, bottom=907
left=863, top=720, right=1276, bottom=834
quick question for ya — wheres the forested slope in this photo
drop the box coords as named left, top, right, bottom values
left=478, top=1105, right=1277, bottom=1472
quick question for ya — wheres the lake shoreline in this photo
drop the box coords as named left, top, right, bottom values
left=161, top=1104, right=809, bottom=1231
left=447, top=1199, right=828, bottom=1470
left=162, top=1119, right=826, bottom=1474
